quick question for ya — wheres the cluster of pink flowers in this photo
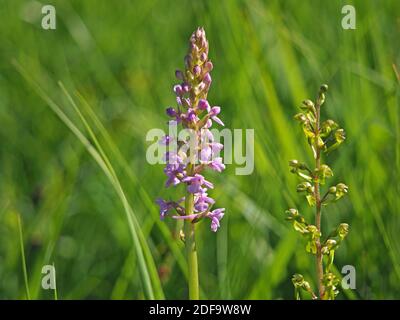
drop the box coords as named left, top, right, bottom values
left=156, top=27, right=225, bottom=232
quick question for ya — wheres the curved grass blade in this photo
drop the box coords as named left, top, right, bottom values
left=17, top=213, right=31, bottom=300
left=13, top=60, right=163, bottom=299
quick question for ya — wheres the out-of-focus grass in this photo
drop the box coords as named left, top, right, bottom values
left=0, top=0, right=399, bottom=299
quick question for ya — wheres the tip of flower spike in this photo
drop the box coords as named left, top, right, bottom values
left=195, top=27, right=205, bottom=38
left=320, top=84, right=328, bottom=93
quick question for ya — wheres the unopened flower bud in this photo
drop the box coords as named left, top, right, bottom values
left=204, top=61, right=213, bottom=72
left=289, top=159, right=299, bottom=167
left=294, top=113, right=307, bottom=122
left=302, top=99, right=315, bottom=110
left=182, top=83, right=190, bottom=92
left=200, top=52, right=207, bottom=62
left=173, top=84, right=183, bottom=95
left=297, top=182, right=313, bottom=193
left=203, top=73, right=212, bottom=85
left=184, top=55, right=192, bottom=68
left=193, top=65, right=201, bottom=76
left=175, top=70, right=184, bottom=80
left=196, top=29, right=202, bottom=38
left=329, top=186, right=337, bottom=194
left=320, top=84, right=328, bottom=93
left=286, top=208, right=299, bottom=217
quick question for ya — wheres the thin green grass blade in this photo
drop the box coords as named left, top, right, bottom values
left=58, top=82, right=164, bottom=299
left=17, top=213, right=31, bottom=300
left=53, top=262, right=58, bottom=300
left=12, top=60, right=162, bottom=299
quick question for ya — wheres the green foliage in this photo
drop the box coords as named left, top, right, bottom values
left=0, top=0, right=399, bottom=300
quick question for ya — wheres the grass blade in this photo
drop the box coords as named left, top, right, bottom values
left=17, top=213, right=31, bottom=300
left=12, top=60, right=163, bottom=299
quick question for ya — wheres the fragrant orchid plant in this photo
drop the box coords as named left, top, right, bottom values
left=286, top=85, right=349, bottom=300
left=156, top=27, right=225, bottom=299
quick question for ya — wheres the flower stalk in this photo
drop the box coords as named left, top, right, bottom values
left=156, top=27, right=225, bottom=299
left=184, top=163, right=199, bottom=299
left=314, top=90, right=323, bottom=298
left=286, top=84, right=349, bottom=300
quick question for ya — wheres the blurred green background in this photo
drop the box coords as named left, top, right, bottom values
left=0, top=0, right=399, bottom=299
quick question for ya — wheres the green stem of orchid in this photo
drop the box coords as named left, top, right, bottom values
left=185, top=163, right=199, bottom=300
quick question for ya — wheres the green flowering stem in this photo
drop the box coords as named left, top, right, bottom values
left=287, top=84, right=349, bottom=300
left=314, top=88, right=324, bottom=299
left=184, top=162, right=200, bottom=300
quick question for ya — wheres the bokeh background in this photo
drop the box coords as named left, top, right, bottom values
left=0, top=0, right=399, bottom=299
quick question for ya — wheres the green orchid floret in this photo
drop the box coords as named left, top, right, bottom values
left=337, top=223, right=349, bottom=239
left=314, top=164, right=333, bottom=185
left=292, top=274, right=317, bottom=300
left=325, top=223, right=349, bottom=244
left=289, top=159, right=307, bottom=171
left=322, top=183, right=349, bottom=205
left=335, top=129, right=346, bottom=143
left=329, top=183, right=349, bottom=200
left=322, top=272, right=340, bottom=300
left=322, top=223, right=350, bottom=273
left=294, top=112, right=316, bottom=139
left=294, top=113, right=307, bottom=123
left=321, top=239, right=338, bottom=255
left=324, top=128, right=346, bottom=154
left=300, top=99, right=316, bottom=114
left=295, top=182, right=316, bottom=206
left=305, top=225, right=321, bottom=254
left=286, top=209, right=321, bottom=254
left=296, top=181, right=314, bottom=193
left=320, top=119, right=339, bottom=138
left=289, top=160, right=313, bottom=181
left=286, top=208, right=308, bottom=234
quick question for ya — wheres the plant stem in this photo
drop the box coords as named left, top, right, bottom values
left=185, top=163, right=199, bottom=300
left=314, top=102, right=324, bottom=299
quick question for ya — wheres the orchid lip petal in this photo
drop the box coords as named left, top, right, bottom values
left=172, top=214, right=200, bottom=220
left=212, top=116, right=224, bottom=126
